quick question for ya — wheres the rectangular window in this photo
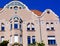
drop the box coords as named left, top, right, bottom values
left=48, top=36, right=56, bottom=45
left=20, top=35, right=22, bottom=44
left=20, top=24, right=22, bottom=31
left=10, top=35, right=12, bottom=43
left=27, top=36, right=31, bottom=44
left=32, top=36, right=35, bottom=44
left=1, top=36, right=4, bottom=42
left=10, top=24, right=12, bottom=30
left=14, top=35, right=18, bottom=43
left=14, top=24, right=18, bottom=29
left=51, top=27, right=54, bottom=31
left=1, top=26, right=5, bottom=31
left=48, top=40, right=56, bottom=45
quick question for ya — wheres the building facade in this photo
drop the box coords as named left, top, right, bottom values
left=0, top=0, right=60, bottom=46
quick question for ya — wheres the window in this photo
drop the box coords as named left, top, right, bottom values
left=10, top=7, right=12, bottom=9
left=10, top=35, right=12, bottom=43
left=31, top=23, right=35, bottom=31
left=27, top=23, right=30, bottom=31
left=20, top=35, right=22, bottom=44
left=14, top=23, right=18, bottom=29
left=14, top=34, right=18, bottom=43
left=10, top=24, right=12, bottom=30
left=50, top=22, right=55, bottom=31
left=32, top=36, right=35, bottom=44
left=14, top=6, right=18, bottom=10
left=46, top=22, right=49, bottom=24
left=14, top=17, right=19, bottom=20
left=1, top=36, right=4, bottom=42
left=48, top=36, right=56, bottom=45
left=47, top=28, right=50, bottom=30
left=46, top=22, right=50, bottom=31
left=48, top=40, right=56, bottom=45
left=19, top=7, right=21, bottom=9
left=51, top=22, right=53, bottom=24
left=1, top=23, right=5, bottom=31
left=27, top=36, right=31, bottom=44
left=47, top=11, right=50, bottom=14
left=51, top=27, right=54, bottom=31
left=20, top=24, right=22, bottom=31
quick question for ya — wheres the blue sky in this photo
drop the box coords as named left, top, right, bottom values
left=0, top=0, right=60, bottom=18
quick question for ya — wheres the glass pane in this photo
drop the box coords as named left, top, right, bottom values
left=27, top=36, right=31, bottom=44
left=14, top=24, right=18, bottom=29
left=1, top=27, right=5, bottom=31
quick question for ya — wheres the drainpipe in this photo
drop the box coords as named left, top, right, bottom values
left=38, top=17, right=42, bottom=42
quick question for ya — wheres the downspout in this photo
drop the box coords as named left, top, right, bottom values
left=38, top=17, right=42, bottom=42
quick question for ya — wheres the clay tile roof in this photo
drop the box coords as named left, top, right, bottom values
left=31, top=10, right=42, bottom=16
left=0, top=8, right=2, bottom=11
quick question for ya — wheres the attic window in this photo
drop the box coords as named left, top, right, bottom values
left=47, top=11, right=50, bottom=14
left=14, top=6, right=18, bottom=10
left=10, top=7, right=12, bottom=9
left=19, top=7, right=21, bottom=9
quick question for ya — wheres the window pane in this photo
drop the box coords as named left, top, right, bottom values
left=1, top=27, right=5, bottom=31
left=10, top=24, right=12, bottom=30
left=32, top=28, right=35, bottom=30
left=27, top=36, right=31, bottom=44
left=20, top=35, right=22, bottom=44
left=14, top=24, right=18, bottom=29
left=10, top=35, right=12, bottom=43
left=32, top=36, right=35, bottom=44
left=27, top=28, right=30, bottom=31
left=47, top=28, right=50, bottom=30
left=51, top=27, right=54, bottom=31
left=14, top=36, right=18, bottom=42
left=48, top=40, right=56, bottom=45
left=1, top=36, right=4, bottom=42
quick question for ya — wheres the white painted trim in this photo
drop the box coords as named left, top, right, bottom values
left=48, top=37, right=55, bottom=40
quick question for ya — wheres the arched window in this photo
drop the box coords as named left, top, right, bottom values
left=1, top=23, right=5, bottom=31
left=27, top=23, right=30, bottom=31
left=51, top=22, right=54, bottom=31
left=14, top=6, right=18, bottom=10
left=46, top=22, right=50, bottom=31
left=14, top=17, right=19, bottom=29
left=31, top=23, right=35, bottom=31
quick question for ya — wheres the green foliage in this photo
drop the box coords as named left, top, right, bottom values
left=12, top=42, right=20, bottom=46
left=37, top=41, right=45, bottom=46
left=29, top=42, right=36, bottom=46
left=0, top=40, right=9, bottom=46
left=29, top=41, right=45, bottom=46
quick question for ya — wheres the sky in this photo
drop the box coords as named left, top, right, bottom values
left=0, top=0, right=60, bottom=18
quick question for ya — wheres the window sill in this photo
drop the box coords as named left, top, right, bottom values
left=27, top=30, right=35, bottom=32
left=48, top=44, right=57, bottom=46
left=0, top=30, right=5, bottom=32
left=47, top=30, right=55, bottom=31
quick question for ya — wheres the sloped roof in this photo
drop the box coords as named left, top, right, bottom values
left=0, top=8, right=2, bottom=10
left=0, top=8, right=42, bottom=16
left=31, top=10, right=42, bottom=16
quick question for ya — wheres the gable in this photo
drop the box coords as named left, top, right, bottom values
left=40, top=9, right=59, bottom=21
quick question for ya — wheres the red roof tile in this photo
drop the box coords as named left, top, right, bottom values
left=31, top=10, right=42, bottom=16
